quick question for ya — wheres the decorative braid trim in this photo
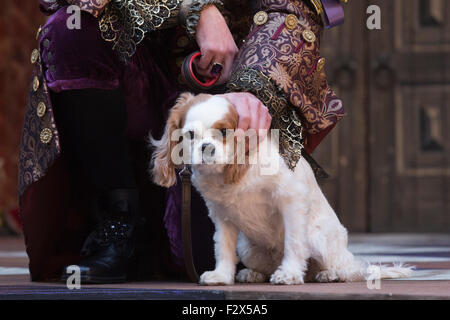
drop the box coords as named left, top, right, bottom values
left=99, top=0, right=182, bottom=61
left=183, top=0, right=223, bottom=39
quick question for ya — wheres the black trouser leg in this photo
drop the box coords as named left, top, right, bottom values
left=53, top=89, right=139, bottom=283
left=53, top=88, right=136, bottom=195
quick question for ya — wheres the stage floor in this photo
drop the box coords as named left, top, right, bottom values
left=1, top=234, right=449, bottom=300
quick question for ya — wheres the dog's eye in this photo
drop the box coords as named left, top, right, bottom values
left=185, top=130, right=195, bottom=140
left=220, top=129, right=229, bottom=138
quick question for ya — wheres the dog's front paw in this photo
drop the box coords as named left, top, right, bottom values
left=270, top=268, right=304, bottom=285
left=236, top=269, right=268, bottom=283
left=316, top=270, right=340, bottom=283
left=200, top=270, right=234, bottom=286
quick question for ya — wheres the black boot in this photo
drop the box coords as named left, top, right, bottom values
left=62, top=189, right=139, bottom=284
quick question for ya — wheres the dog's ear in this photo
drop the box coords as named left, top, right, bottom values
left=151, top=92, right=194, bottom=188
left=224, top=163, right=249, bottom=185
left=222, top=107, right=252, bottom=185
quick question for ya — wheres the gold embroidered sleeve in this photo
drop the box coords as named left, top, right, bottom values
left=226, top=67, right=328, bottom=177
left=179, top=0, right=224, bottom=39
left=226, top=68, right=305, bottom=171
left=99, top=0, right=183, bottom=61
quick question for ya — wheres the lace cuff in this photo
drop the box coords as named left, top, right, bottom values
left=99, top=0, right=183, bottom=61
left=226, top=68, right=305, bottom=171
left=179, top=0, right=224, bottom=39
left=226, top=67, right=329, bottom=177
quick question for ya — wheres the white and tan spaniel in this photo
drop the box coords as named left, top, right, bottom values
left=151, top=93, right=412, bottom=285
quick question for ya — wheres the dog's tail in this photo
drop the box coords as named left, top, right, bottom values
left=377, top=263, right=414, bottom=279
left=361, top=261, right=413, bottom=281
left=338, top=254, right=414, bottom=282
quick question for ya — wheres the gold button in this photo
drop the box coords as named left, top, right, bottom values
left=37, top=102, right=47, bottom=118
left=311, top=0, right=324, bottom=15
left=31, top=49, right=40, bottom=64
left=177, top=36, right=189, bottom=48
left=285, top=14, right=298, bottom=30
left=302, top=30, right=316, bottom=43
left=317, top=58, right=326, bottom=71
left=40, top=128, right=53, bottom=144
left=33, top=76, right=40, bottom=92
left=253, top=11, right=269, bottom=26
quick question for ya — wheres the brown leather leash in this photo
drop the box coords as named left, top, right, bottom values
left=179, top=165, right=200, bottom=283
left=179, top=52, right=220, bottom=283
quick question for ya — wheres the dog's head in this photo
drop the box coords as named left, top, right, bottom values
left=151, top=93, right=249, bottom=188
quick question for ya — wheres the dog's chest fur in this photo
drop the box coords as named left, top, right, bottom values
left=192, top=167, right=285, bottom=250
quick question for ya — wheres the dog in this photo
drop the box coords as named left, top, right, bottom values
left=151, top=92, right=413, bottom=285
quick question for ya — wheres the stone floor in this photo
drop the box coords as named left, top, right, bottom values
left=0, top=234, right=449, bottom=300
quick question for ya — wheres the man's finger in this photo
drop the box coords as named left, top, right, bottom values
left=249, top=100, right=261, bottom=131
left=195, top=67, right=216, bottom=79
left=217, top=50, right=236, bottom=84
left=237, top=102, right=251, bottom=130
left=216, top=57, right=232, bottom=84
left=265, top=112, right=272, bottom=131
left=258, top=110, right=272, bottom=142
left=198, top=50, right=214, bottom=70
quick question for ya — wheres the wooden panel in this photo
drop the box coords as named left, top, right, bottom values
left=315, top=1, right=370, bottom=232
left=391, top=85, right=450, bottom=232
left=396, top=86, right=449, bottom=174
left=368, top=0, right=450, bottom=232
left=318, top=0, right=449, bottom=232
left=395, top=0, right=450, bottom=51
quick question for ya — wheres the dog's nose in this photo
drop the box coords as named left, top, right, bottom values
left=201, top=143, right=215, bottom=156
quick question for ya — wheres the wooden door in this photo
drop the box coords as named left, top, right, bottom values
left=314, top=0, right=450, bottom=232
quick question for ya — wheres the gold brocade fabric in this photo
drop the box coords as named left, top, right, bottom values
left=226, top=0, right=345, bottom=170
left=231, top=5, right=344, bottom=136
left=228, top=0, right=345, bottom=169
left=99, top=0, right=182, bottom=61
left=18, top=54, right=61, bottom=198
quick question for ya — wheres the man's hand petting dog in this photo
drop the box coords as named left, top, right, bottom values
left=195, top=5, right=239, bottom=84
left=220, top=92, right=272, bottom=151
